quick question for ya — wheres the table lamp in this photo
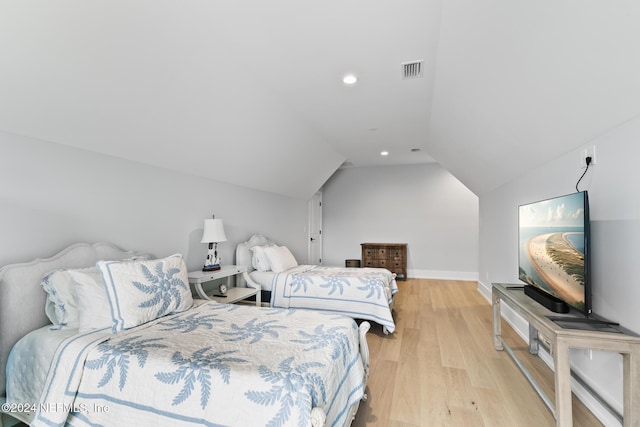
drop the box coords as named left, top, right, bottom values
left=201, top=215, right=227, bottom=271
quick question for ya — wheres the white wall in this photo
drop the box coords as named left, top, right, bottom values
left=322, top=163, right=479, bottom=279
left=428, top=0, right=640, bottom=196
left=478, top=115, right=640, bottom=425
left=0, top=131, right=309, bottom=270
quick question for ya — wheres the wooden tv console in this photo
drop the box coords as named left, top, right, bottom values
left=492, top=283, right=640, bottom=427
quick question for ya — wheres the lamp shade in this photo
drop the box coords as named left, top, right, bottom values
left=200, top=218, right=227, bottom=243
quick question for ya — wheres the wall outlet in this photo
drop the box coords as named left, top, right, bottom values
left=580, top=145, right=597, bottom=168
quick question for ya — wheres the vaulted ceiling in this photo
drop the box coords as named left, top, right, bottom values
left=2, top=1, right=639, bottom=198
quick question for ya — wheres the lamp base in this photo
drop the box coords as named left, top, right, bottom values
left=202, top=264, right=221, bottom=272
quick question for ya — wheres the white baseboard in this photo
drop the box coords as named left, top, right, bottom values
left=409, top=269, right=478, bottom=281
left=476, top=280, right=621, bottom=427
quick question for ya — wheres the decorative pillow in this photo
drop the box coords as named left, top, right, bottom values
left=263, top=246, right=298, bottom=273
left=69, top=268, right=113, bottom=333
left=97, top=254, right=193, bottom=332
left=41, top=267, right=89, bottom=328
left=250, top=245, right=273, bottom=271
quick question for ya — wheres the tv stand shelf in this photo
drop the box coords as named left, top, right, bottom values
left=492, top=283, right=640, bottom=427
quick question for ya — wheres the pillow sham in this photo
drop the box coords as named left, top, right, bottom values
left=40, top=255, right=150, bottom=328
left=263, top=246, right=298, bottom=273
left=41, top=268, right=85, bottom=328
left=69, top=268, right=113, bottom=333
left=97, top=254, right=193, bottom=332
left=250, top=245, right=273, bottom=272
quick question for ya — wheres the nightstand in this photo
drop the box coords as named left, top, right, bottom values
left=188, top=265, right=261, bottom=306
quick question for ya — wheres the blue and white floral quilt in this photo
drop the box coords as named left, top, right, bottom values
left=271, top=266, right=398, bottom=334
left=32, top=301, right=366, bottom=427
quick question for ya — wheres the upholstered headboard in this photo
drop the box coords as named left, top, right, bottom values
left=0, top=242, right=151, bottom=397
left=235, top=234, right=276, bottom=272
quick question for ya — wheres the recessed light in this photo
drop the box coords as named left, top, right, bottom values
left=343, top=74, right=358, bottom=85
left=380, top=151, right=389, bottom=156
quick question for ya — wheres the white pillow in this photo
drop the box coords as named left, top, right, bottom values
left=41, top=267, right=88, bottom=328
left=263, top=246, right=298, bottom=273
left=250, top=245, right=273, bottom=271
left=69, top=268, right=113, bottom=333
left=97, top=254, right=193, bottom=332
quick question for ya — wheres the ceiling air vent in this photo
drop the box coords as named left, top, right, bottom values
left=402, top=60, right=424, bottom=80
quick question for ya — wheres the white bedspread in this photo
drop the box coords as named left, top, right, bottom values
left=271, top=266, right=398, bottom=334
left=6, top=325, right=76, bottom=407
left=31, top=301, right=366, bottom=427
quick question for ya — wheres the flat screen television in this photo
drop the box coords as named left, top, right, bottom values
left=518, top=191, right=591, bottom=315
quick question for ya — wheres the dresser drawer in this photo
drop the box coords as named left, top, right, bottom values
left=363, top=247, right=388, bottom=259
left=363, top=259, right=375, bottom=267
left=390, top=260, right=403, bottom=269
left=363, top=259, right=387, bottom=268
left=390, top=248, right=404, bottom=258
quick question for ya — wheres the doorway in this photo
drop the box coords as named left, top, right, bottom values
left=307, top=191, right=323, bottom=264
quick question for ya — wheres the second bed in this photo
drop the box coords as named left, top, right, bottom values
left=236, top=235, right=398, bottom=334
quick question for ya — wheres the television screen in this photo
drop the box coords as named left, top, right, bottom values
left=518, top=191, right=591, bottom=314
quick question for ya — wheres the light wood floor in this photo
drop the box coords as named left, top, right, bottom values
left=351, top=278, right=604, bottom=427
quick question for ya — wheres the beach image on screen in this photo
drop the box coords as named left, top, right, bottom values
left=518, top=192, right=586, bottom=311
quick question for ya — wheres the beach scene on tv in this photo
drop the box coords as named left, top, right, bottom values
left=518, top=192, right=586, bottom=312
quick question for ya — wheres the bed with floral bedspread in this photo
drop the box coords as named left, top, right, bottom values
left=30, top=301, right=367, bottom=427
left=270, top=265, right=398, bottom=334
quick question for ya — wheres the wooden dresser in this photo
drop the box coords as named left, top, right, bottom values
left=361, top=243, right=407, bottom=280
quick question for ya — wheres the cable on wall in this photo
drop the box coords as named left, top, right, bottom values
left=576, top=156, right=592, bottom=192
